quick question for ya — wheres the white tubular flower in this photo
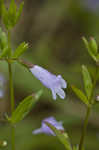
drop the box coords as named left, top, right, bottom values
left=30, top=65, right=67, bottom=100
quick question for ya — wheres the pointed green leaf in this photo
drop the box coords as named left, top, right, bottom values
left=71, top=85, right=89, bottom=106
left=0, top=28, right=8, bottom=50
left=8, top=0, right=17, bottom=18
left=0, top=32, right=7, bottom=50
left=10, top=90, right=43, bottom=124
left=45, top=122, right=72, bottom=150
left=15, top=2, right=24, bottom=23
left=13, top=42, right=28, bottom=58
left=0, top=47, right=9, bottom=58
left=1, top=4, right=9, bottom=29
left=82, top=37, right=97, bottom=62
left=82, top=65, right=92, bottom=100
left=89, top=37, right=98, bottom=55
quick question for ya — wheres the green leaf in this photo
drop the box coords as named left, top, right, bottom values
left=13, top=42, right=28, bottom=58
left=2, top=4, right=10, bottom=29
left=45, top=122, right=72, bottom=150
left=82, top=65, right=92, bottom=100
left=71, top=85, right=89, bottom=106
left=0, top=47, right=9, bottom=58
left=10, top=90, right=43, bottom=124
left=89, top=37, right=98, bottom=55
left=8, top=0, right=17, bottom=17
left=0, top=28, right=8, bottom=50
left=15, top=2, right=24, bottom=23
left=82, top=37, right=97, bottom=62
left=8, top=0, right=17, bottom=26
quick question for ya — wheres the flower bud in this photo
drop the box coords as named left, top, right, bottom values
left=0, top=140, right=7, bottom=148
left=96, top=95, right=99, bottom=102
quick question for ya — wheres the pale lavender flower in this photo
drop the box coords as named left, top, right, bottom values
left=32, top=116, right=64, bottom=136
left=0, top=75, right=5, bottom=98
left=30, top=65, right=67, bottom=100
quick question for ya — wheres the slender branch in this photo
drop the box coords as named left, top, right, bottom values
left=79, top=106, right=91, bottom=150
left=8, top=62, right=15, bottom=150
left=79, top=66, right=98, bottom=150
left=8, top=62, right=14, bottom=112
left=7, top=28, right=15, bottom=150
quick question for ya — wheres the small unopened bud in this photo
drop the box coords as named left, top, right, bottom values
left=2, top=141, right=7, bottom=147
left=96, top=95, right=99, bottom=102
left=0, top=140, right=7, bottom=147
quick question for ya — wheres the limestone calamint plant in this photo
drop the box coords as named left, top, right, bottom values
left=0, top=0, right=98, bottom=150
left=71, top=37, right=99, bottom=150
left=0, top=0, right=43, bottom=149
left=0, top=0, right=67, bottom=149
left=32, top=37, right=99, bottom=150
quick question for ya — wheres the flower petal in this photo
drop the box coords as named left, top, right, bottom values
left=57, top=75, right=67, bottom=88
left=32, top=128, right=43, bottom=134
left=56, top=88, right=66, bottom=99
left=51, top=89, right=57, bottom=100
left=33, top=116, right=64, bottom=136
left=30, top=65, right=67, bottom=100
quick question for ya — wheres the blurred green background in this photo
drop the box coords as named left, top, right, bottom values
left=0, top=0, right=99, bottom=149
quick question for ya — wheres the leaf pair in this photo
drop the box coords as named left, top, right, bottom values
left=9, top=90, right=43, bottom=124
left=0, top=37, right=28, bottom=59
left=82, top=37, right=99, bottom=62
left=1, top=0, right=24, bottom=30
left=71, top=65, right=92, bottom=106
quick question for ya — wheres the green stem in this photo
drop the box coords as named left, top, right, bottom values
left=8, top=28, right=15, bottom=150
left=8, top=30, right=11, bottom=57
left=79, top=106, right=91, bottom=150
left=8, top=62, right=14, bottom=112
left=8, top=62, right=15, bottom=150
left=79, top=66, right=98, bottom=150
